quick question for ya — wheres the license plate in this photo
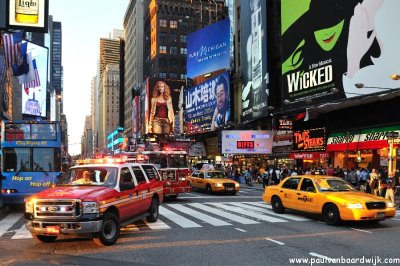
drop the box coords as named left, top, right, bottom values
left=376, top=212, right=385, bottom=219
left=226, top=187, right=233, bottom=191
left=46, top=226, right=60, bottom=234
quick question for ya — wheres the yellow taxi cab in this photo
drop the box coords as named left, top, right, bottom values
left=188, top=169, right=240, bottom=195
left=262, top=175, right=396, bottom=225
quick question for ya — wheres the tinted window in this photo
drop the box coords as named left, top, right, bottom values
left=142, top=165, right=159, bottom=180
left=300, top=178, right=315, bottom=191
left=282, top=178, right=301, bottom=190
left=120, top=167, right=133, bottom=183
left=132, top=166, right=147, bottom=184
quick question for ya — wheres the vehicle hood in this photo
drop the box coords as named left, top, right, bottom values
left=325, top=191, right=386, bottom=203
left=29, top=186, right=114, bottom=201
left=208, top=178, right=238, bottom=184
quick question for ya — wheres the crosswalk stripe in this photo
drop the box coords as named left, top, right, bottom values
left=144, top=219, right=171, bottom=230
left=159, top=206, right=202, bottom=228
left=0, top=213, right=23, bottom=237
left=167, top=204, right=231, bottom=226
left=188, top=203, right=259, bottom=225
left=234, top=202, right=310, bottom=221
left=208, top=203, right=287, bottom=223
left=11, top=224, right=32, bottom=239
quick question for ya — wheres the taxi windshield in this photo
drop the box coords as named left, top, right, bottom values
left=314, top=178, right=356, bottom=192
left=57, top=167, right=118, bottom=187
left=205, top=171, right=227, bottom=179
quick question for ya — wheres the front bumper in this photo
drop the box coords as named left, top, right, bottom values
left=25, top=219, right=103, bottom=235
left=340, top=207, right=396, bottom=221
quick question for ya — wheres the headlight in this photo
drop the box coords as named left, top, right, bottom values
left=213, top=183, right=223, bottom=188
left=235, top=183, right=240, bottom=188
left=343, top=203, right=364, bottom=209
left=386, top=202, right=395, bottom=208
left=25, top=200, right=34, bottom=213
left=82, top=201, right=99, bottom=214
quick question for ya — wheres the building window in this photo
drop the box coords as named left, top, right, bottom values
left=160, top=19, right=167, bottom=27
left=159, top=32, right=167, bottom=44
left=159, top=72, right=167, bottom=78
left=180, top=74, right=187, bottom=80
left=160, top=45, right=167, bottom=54
left=159, top=58, right=167, bottom=67
left=180, top=47, right=187, bottom=55
left=170, top=73, right=178, bottom=79
left=169, top=33, right=177, bottom=43
left=180, top=34, right=187, bottom=43
left=170, top=46, right=178, bottom=55
left=170, top=20, right=177, bottom=29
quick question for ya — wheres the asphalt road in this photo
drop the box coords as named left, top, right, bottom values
left=1, top=186, right=399, bottom=266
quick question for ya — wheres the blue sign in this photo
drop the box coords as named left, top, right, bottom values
left=187, top=18, right=231, bottom=79
left=185, top=71, right=230, bottom=134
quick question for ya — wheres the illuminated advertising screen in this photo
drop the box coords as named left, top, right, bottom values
left=7, top=0, right=49, bottom=33
left=281, top=0, right=400, bottom=106
left=240, top=0, right=268, bottom=123
left=187, top=18, right=230, bottom=79
left=292, top=127, right=327, bottom=152
left=149, top=0, right=157, bottom=59
left=145, top=78, right=185, bottom=135
left=21, top=41, right=48, bottom=117
left=185, top=71, right=230, bottom=134
left=221, top=130, right=273, bottom=154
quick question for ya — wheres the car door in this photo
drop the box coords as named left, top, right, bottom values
left=131, top=165, right=151, bottom=214
left=296, top=178, right=318, bottom=212
left=118, top=166, right=139, bottom=220
left=279, top=177, right=301, bottom=209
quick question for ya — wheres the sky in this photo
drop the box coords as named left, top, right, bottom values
left=49, top=0, right=129, bottom=156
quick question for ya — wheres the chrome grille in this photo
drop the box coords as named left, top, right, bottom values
left=34, top=199, right=81, bottom=219
left=365, top=202, right=386, bottom=210
left=223, top=183, right=235, bottom=189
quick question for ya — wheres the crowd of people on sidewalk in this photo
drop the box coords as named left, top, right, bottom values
left=222, top=164, right=399, bottom=205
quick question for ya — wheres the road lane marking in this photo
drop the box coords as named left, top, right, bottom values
left=231, top=202, right=309, bottom=221
left=11, top=225, right=32, bottom=239
left=309, top=252, right=333, bottom=260
left=159, top=206, right=202, bottom=228
left=208, top=203, right=287, bottom=223
left=0, top=213, right=23, bottom=237
left=350, top=228, right=372, bottom=233
left=167, top=204, right=231, bottom=226
left=265, top=237, right=285, bottom=245
left=235, top=228, right=247, bottom=232
left=144, top=219, right=171, bottom=230
left=188, top=203, right=259, bottom=224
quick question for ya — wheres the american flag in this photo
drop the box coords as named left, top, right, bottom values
left=24, top=59, right=40, bottom=92
left=1, top=31, right=23, bottom=67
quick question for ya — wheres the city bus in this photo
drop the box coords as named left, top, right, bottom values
left=122, top=150, right=192, bottom=198
left=0, top=120, right=62, bottom=207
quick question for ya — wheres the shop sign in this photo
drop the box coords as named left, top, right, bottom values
left=327, top=126, right=400, bottom=151
left=189, top=142, right=206, bottom=157
left=289, top=152, right=329, bottom=160
left=292, top=128, right=326, bottom=152
left=273, top=130, right=293, bottom=147
left=277, top=119, right=293, bottom=130
left=221, top=130, right=273, bottom=154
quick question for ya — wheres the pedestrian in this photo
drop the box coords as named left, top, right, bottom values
left=385, top=171, right=396, bottom=205
left=369, top=169, right=379, bottom=196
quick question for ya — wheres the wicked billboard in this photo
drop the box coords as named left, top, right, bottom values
left=281, top=0, right=400, bottom=106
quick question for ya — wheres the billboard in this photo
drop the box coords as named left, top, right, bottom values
left=7, top=0, right=49, bottom=33
left=187, top=18, right=230, bottom=79
left=292, top=127, right=327, bottom=153
left=221, top=130, right=273, bottom=154
left=281, top=0, right=400, bottom=106
left=185, top=71, right=231, bottom=134
left=144, top=78, right=185, bottom=135
left=21, top=41, right=48, bottom=117
left=240, top=0, right=268, bottom=123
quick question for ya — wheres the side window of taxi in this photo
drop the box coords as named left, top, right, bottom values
left=282, top=177, right=301, bottom=190
left=132, top=166, right=147, bottom=184
left=300, top=178, right=315, bottom=192
left=192, top=171, right=199, bottom=178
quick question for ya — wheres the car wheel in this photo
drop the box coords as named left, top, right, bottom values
left=271, top=196, right=285, bottom=214
left=33, top=234, right=57, bottom=243
left=323, top=204, right=341, bottom=226
left=146, top=198, right=159, bottom=223
left=93, top=212, right=120, bottom=246
left=205, top=184, right=212, bottom=194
